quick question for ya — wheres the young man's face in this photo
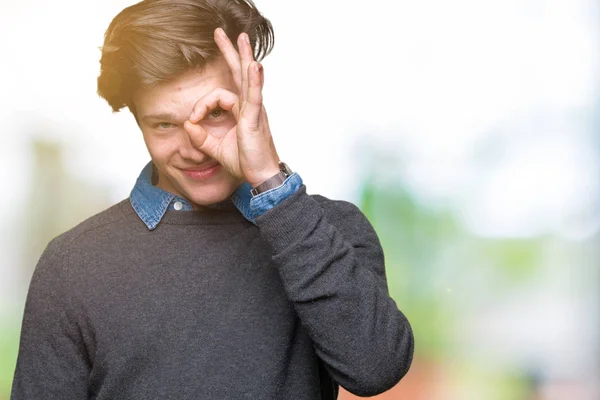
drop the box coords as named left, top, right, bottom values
left=132, top=59, right=241, bottom=208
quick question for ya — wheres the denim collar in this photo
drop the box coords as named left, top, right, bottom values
left=130, top=161, right=255, bottom=230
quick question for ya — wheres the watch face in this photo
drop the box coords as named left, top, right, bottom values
left=279, top=161, right=292, bottom=177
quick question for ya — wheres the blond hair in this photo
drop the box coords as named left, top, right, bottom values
left=97, top=0, right=274, bottom=112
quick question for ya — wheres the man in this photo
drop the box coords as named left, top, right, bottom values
left=11, top=0, right=414, bottom=398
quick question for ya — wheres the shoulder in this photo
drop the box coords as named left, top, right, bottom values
left=44, top=198, right=137, bottom=260
left=30, top=199, right=136, bottom=292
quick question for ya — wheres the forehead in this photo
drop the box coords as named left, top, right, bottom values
left=133, top=59, right=236, bottom=118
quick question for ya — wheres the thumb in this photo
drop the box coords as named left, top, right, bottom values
left=184, top=120, right=208, bottom=149
left=184, top=120, right=221, bottom=161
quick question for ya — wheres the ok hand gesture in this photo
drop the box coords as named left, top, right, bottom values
left=183, top=28, right=280, bottom=189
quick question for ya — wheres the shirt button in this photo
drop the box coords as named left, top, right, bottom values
left=173, top=201, right=183, bottom=211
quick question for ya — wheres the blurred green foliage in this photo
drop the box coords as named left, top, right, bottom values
left=358, top=177, right=546, bottom=363
left=476, top=239, right=543, bottom=283
left=359, top=179, right=460, bottom=359
left=0, top=316, right=20, bottom=399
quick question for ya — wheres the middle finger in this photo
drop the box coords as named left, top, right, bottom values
left=214, top=28, right=243, bottom=96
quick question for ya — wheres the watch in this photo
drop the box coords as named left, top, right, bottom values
left=250, top=161, right=293, bottom=197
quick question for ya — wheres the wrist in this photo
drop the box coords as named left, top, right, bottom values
left=249, top=161, right=293, bottom=197
left=247, top=166, right=281, bottom=189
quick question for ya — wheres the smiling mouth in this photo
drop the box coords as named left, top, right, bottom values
left=182, top=162, right=219, bottom=172
left=181, top=163, right=221, bottom=180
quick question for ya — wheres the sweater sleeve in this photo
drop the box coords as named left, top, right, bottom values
left=11, top=238, right=91, bottom=400
left=254, top=186, right=414, bottom=397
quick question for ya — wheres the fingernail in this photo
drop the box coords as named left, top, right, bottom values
left=254, top=62, right=262, bottom=73
left=244, top=33, right=250, bottom=44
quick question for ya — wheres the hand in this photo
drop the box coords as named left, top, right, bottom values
left=183, top=28, right=280, bottom=188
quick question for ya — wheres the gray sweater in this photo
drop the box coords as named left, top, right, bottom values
left=11, top=186, right=413, bottom=399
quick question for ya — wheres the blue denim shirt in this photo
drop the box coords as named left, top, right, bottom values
left=129, top=161, right=303, bottom=230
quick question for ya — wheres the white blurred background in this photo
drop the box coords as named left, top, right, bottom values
left=1, top=0, right=598, bottom=398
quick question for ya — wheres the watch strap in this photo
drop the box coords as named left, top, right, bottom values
left=250, top=162, right=293, bottom=197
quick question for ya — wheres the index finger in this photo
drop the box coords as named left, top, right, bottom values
left=214, top=28, right=242, bottom=95
left=188, top=88, right=240, bottom=124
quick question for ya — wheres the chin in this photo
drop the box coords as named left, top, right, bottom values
left=189, top=194, right=231, bottom=207
left=182, top=183, right=237, bottom=206
left=157, top=167, right=240, bottom=206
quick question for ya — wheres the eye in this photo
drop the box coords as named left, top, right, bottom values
left=207, top=107, right=227, bottom=120
left=154, top=122, right=176, bottom=130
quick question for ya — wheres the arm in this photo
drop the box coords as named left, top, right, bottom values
left=183, top=29, right=413, bottom=394
left=255, top=186, right=414, bottom=397
left=11, top=239, right=91, bottom=400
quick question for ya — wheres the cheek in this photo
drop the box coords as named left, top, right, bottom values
left=143, top=133, right=179, bottom=161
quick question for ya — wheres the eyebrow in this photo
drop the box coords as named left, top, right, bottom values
left=141, top=112, right=179, bottom=123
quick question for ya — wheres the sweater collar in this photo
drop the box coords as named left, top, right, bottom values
left=129, top=161, right=255, bottom=230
